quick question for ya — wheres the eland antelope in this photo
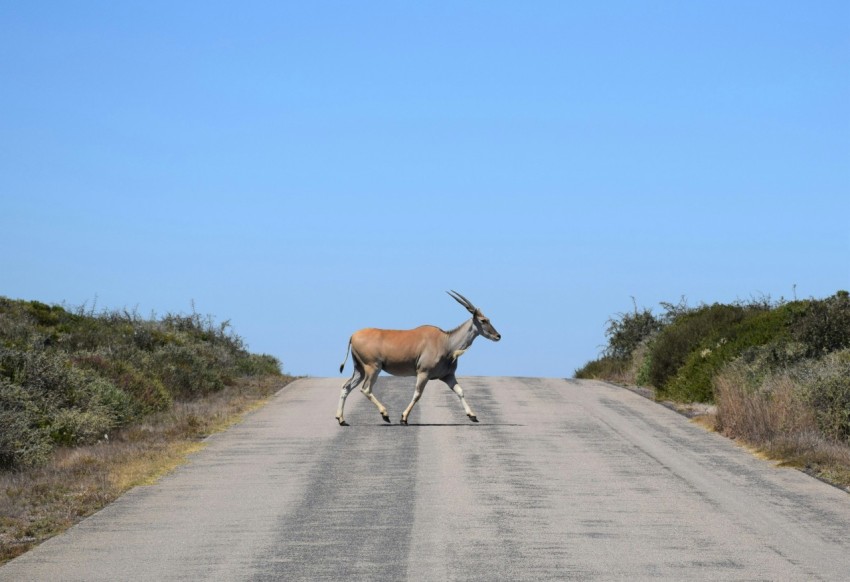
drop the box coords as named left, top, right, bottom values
left=336, top=291, right=501, bottom=426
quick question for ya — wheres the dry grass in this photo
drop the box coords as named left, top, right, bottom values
left=713, top=367, right=850, bottom=492
left=0, top=375, right=293, bottom=563
left=575, top=346, right=647, bottom=386
left=715, top=369, right=814, bottom=443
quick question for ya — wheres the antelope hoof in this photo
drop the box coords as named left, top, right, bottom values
left=381, top=413, right=391, bottom=423
left=468, top=415, right=479, bottom=423
left=400, top=417, right=408, bottom=425
left=338, top=419, right=349, bottom=427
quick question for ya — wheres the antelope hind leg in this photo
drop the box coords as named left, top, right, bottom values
left=360, top=367, right=390, bottom=422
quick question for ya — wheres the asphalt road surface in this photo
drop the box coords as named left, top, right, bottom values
left=3, top=377, right=850, bottom=581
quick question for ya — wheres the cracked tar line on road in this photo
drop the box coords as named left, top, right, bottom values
left=3, top=377, right=850, bottom=581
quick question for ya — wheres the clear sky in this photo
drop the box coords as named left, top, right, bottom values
left=2, top=2, right=848, bottom=378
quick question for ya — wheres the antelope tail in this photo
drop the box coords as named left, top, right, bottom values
left=339, top=338, right=352, bottom=373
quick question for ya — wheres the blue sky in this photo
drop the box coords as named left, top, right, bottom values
left=2, top=1, right=848, bottom=378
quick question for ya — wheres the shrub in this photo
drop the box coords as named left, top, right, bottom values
left=0, top=349, right=134, bottom=452
left=160, top=311, right=245, bottom=353
left=603, top=303, right=663, bottom=360
left=739, top=338, right=809, bottom=372
left=238, top=353, right=282, bottom=377
left=797, top=350, right=850, bottom=442
left=0, top=296, right=284, bottom=470
left=649, top=303, right=749, bottom=398
left=574, top=300, right=661, bottom=385
left=73, top=351, right=172, bottom=414
left=807, top=373, right=850, bottom=442
left=0, top=303, right=39, bottom=350
left=0, top=379, right=52, bottom=469
left=635, top=348, right=653, bottom=386
left=0, top=349, right=91, bottom=410
left=575, top=356, right=629, bottom=381
left=49, top=406, right=114, bottom=446
left=664, top=304, right=793, bottom=402
left=152, top=344, right=226, bottom=398
left=792, top=291, right=850, bottom=357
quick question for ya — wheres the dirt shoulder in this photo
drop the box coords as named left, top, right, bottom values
left=0, top=375, right=295, bottom=564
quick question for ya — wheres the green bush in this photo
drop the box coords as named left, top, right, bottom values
left=49, top=406, right=115, bottom=446
left=635, top=348, right=653, bottom=386
left=238, top=353, right=282, bottom=377
left=0, top=297, right=283, bottom=470
left=792, top=291, right=850, bottom=357
left=740, top=339, right=810, bottom=372
left=152, top=344, right=226, bottom=398
left=798, top=350, right=850, bottom=442
left=648, top=303, right=750, bottom=397
left=664, top=304, right=793, bottom=402
left=0, top=379, right=52, bottom=469
left=0, top=349, right=91, bottom=409
left=574, top=300, right=661, bottom=384
left=0, top=349, right=133, bottom=449
left=73, top=351, right=172, bottom=414
left=603, top=304, right=662, bottom=360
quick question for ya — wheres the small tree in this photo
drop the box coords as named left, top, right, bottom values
left=603, top=298, right=663, bottom=360
left=794, top=291, right=850, bottom=357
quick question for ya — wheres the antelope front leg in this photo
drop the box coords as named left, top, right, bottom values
left=444, top=375, right=478, bottom=422
left=400, top=373, right=429, bottom=425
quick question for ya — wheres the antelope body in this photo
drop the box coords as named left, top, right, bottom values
left=336, top=291, right=501, bottom=425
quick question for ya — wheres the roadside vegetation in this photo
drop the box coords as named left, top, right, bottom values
left=575, top=291, right=850, bottom=490
left=0, top=297, right=293, bottom=562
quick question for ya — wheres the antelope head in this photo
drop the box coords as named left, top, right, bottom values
left=448, top=290, right=502, bottom=341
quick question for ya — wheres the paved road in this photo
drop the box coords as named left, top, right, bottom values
left=3, top=377, right=850, bottom=581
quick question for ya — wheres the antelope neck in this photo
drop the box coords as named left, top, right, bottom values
left=447, top=318, right=478, bottom=354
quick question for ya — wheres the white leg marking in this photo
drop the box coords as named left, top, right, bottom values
left=445, top=375, right=476, bottom=419
left=361, top=368, right=389, bottom=420
left=337, top=368, right=363, bottom=424
left=401, top=373, right=429, bottom=423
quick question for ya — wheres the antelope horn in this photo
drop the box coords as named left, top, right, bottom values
left=447, top=290, right=478, bottom=314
